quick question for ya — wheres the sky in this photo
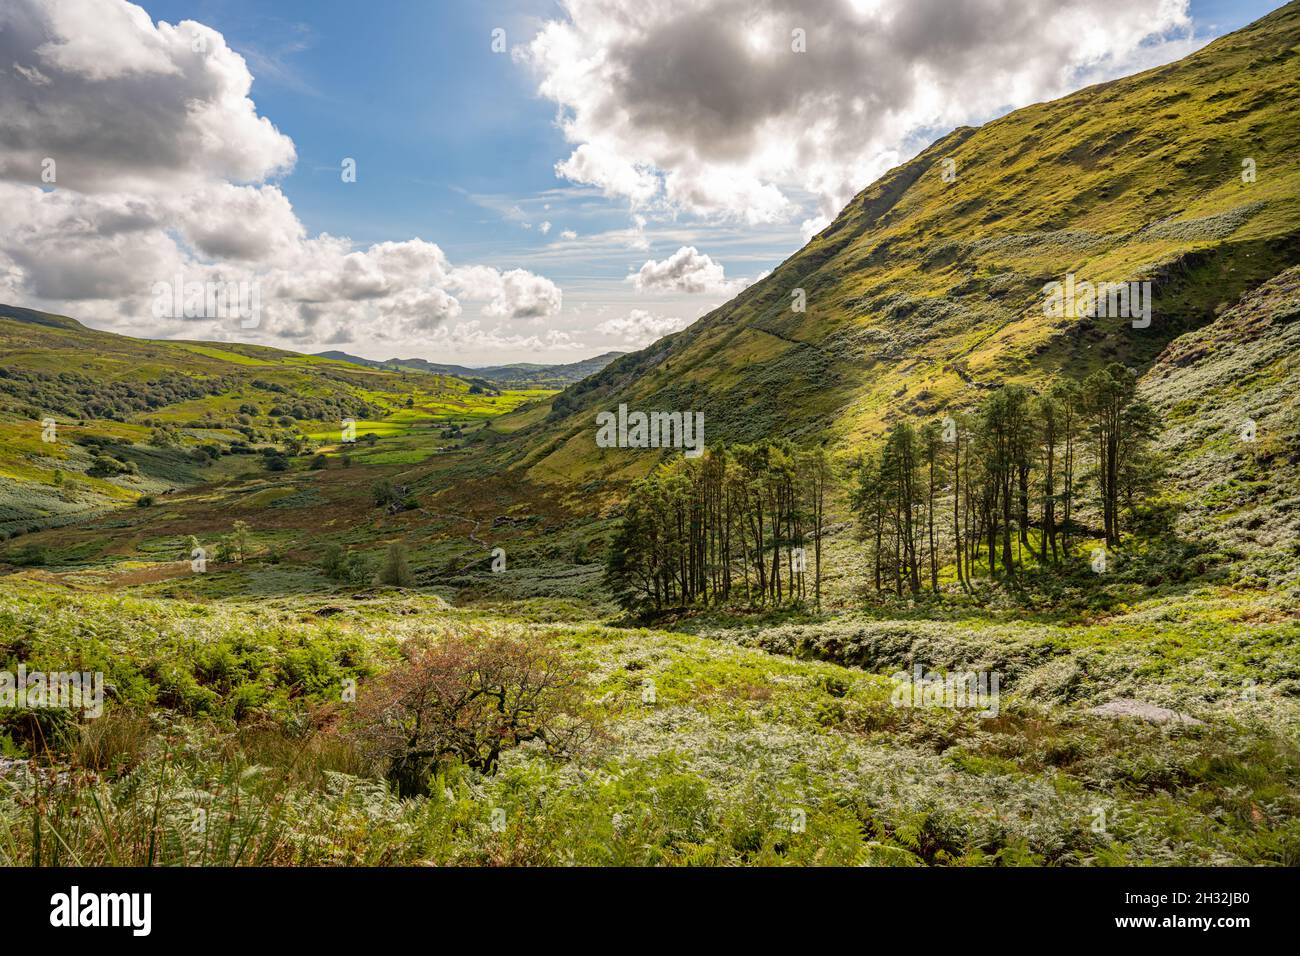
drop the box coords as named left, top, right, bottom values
left=0, top=0, right=1284, bottom=365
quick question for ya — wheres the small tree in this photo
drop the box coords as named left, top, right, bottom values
left=322, top=544, right=372, bottom=586
left=379, top=542, right=415, bottom=587
left=347, top=633, right=595, bottom=796
left=228, top=520, right=251, bottom=564
left=371, top=479, right=398, bottom=508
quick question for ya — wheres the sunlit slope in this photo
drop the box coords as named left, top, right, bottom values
left=0, top=305, right=549, bottom=536
left=501, top=2, right=1300, bottom=492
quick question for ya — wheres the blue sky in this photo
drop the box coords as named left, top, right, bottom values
left=2, top=0, right=1286, bottom=364
left=140, top=2, right=580, bottom=261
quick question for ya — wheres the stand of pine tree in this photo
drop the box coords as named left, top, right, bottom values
left=853, top=364, right=1162, bottom=595
left=604, top=442, right=830, bottom=612
left=606, top=364, right=1162, bottom=611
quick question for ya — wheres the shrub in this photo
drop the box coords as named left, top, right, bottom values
left=87, top=455, right=129, bottom=478
left=346, top=632, right=595, bottom=795
left=215, top=520, right=251, bottom=564
left=6, top=544, right=47, bottom=567
left=148, top=426, right=179, bottom=447
left=321, top=544, right=371, bottom=586
left=371, top=480, right=399, bottom=508
left=71, top=710, right=152, bottom=776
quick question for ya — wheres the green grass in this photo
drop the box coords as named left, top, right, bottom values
left=1, top=581, right=1296, bottom=866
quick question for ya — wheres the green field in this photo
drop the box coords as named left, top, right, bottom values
left=2, top=581, right=1295, bottom=866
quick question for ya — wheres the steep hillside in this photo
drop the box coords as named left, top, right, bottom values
left=495, top=2, right=1300, bottom=496
left=1141, top=265, right=1300, bottom=582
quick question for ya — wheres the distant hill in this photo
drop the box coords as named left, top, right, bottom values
left=0, top=304, right=554, bottom=537
left=0, top=304, right=88, bottom=331
left=314, top=350, right=626, bottom=389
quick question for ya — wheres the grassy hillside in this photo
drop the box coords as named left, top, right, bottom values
left=1140, top=265, right=1300, bottom=579
left=1, top=7, right=1298, bottom=872
left=0, top=305, right=554, bottom=540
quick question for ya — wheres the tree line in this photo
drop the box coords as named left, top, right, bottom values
left=853, top=363, right=1161, bottom=595
left=605, top=363, right=1163, bottom=610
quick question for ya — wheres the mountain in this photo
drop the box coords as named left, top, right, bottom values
left=2, top=7, right=1299, bottom=875
left=492, top=2, right=1300, bottom=494
left=313, top=350, right=626, bottom=388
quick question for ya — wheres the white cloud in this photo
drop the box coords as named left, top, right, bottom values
left=523, top=0, right=1196, bottom=223
left=554, top=141, right=660, bottom=206
left=597, top=308, right=690, bottom=347
left=0, top=0, right=295, bottom=192
left=450, top=266, right=564, bottom=321
left=629, top=245, right=745, bottom=295
left=0, top=0, right=563, bottom=352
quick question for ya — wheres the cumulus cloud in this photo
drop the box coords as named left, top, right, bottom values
left=450, top=266, right=564, bottom=321
left=629, top=245, right=745, bottom=295
left=597, top=308, right=690, bottom=347
left=0, top=0, right=562, bottom=349
left=0, top=0, right=295, bottom=192
left=524, top=0, right=1197, bottom=223
left=555, top=142, right=660, bottom=206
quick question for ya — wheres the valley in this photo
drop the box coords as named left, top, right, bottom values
left=1, top=1, right=1299, bottom=870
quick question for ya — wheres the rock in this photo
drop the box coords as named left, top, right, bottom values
left=1087, top=698, right=1204, bottom=726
